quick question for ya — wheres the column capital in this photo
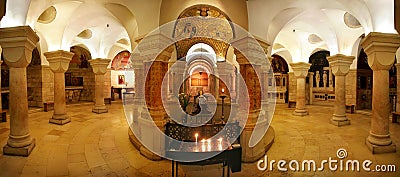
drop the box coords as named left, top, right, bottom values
left=361, top=32, right=400, bottom=71
left=255, top=36, right=271, bottom=54
left=44, top=50, right=73, bottom=73
left=137, top=32, right=174, bottom=62
left=89, top=58, right=111, bottom=75
left=327, top=54, right=355, bottom=76
left=0, top=26, right=39, bottom=68
left=290, top=62, right=311, bottom=78
left=232, top=36, right=266, bottom=65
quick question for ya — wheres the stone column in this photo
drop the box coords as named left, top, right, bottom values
left=316, top=71, right=320, bottom=88
left=290, top=62, right=311, bottom=116
left=89, top=59, right=111, bottom=114
left=308, top=72, right=314, bottom=105
left=0, top=26, right=38, bottom=156
left=361, top=32, right=400, bottom=154
left=45, top=50, right=73, bottom=125
left=327, top=54, right=355, bottom=126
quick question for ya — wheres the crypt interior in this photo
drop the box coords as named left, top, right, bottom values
left=0, top=0, right=400, bottom=177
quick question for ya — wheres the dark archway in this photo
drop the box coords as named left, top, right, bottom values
left=356, top=49, right=372, bottom=110
left=271, top=54, right=289, bottom=103
left=308, top=51, right=331, bottom=87
left=271, top=54, right=289, bottom=74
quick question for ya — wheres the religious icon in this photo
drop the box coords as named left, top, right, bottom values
left=118, top=75, right=125, bottom=85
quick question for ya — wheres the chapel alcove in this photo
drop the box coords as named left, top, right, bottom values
left=27, top=47, right=43, bottom=107
left=110, top=50, right=134, bottom=101
left=65, top=45, right=94, bottom=103
left=308, top=50, right=335, bottom=105
left=270, top=54, right=289, bottom=103
left=356, top=49, right=372, bottom=110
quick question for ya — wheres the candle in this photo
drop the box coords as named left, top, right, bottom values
left=222, top=88, right=225, bottom=93
left=217, top=138, right=223, bottom=151
left=195, top=133, right=199, bottom=143
left=207, top=139, right=211, bottom=151
left=201, top=139, right=206, bottom=152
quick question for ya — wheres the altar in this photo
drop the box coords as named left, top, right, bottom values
left=165, top=122, right=242, bottom=177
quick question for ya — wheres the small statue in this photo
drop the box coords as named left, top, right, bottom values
left=191, top=91, right=210, bottom=115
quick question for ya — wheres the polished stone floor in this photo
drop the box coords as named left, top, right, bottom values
left=0, top=101, right=399, bottom=177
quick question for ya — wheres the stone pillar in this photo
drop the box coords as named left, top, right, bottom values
left=308, top=72, right=314, bottom=105
left=290, top=62, right=311, bottom=116
left=89, top=59, right=111, bottom=113
left=361, top=32, right=400, bottom=154
left=45, top=50, right=73, bottom=125
left=0, top=26, right=38, bottom=156
left=316, top=71, right=320, bottom=88
left=327, top=54, right=355, bottom=126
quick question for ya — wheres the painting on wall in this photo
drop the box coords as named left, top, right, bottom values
left=111, top=51, right=131, bottom=70
left=118, top=75, right=125, bottom=85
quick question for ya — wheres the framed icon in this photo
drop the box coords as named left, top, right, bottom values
left=118, top=75, right=125, bottom=85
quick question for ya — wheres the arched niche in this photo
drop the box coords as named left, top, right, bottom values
left=110, top=50, right=135, bottom=90
left=356, top=48, right=372, bottom=110
left=65, top=45, right=95, bottom=102
left=183, top=43, right=217, bottom=96
left=308, top=51, right=331, bottom=88
left=172, top=4, right=234, bottom=61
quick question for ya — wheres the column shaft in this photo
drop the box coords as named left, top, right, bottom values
left=333, top=75, right=346, bottom=119
left=3, top=67, right=36, bottom=156
left=309, top=73, right=314, bottom=105
left=294, top=77, right=307, bottom=115
left=95, top=74, right=105, bottom=107
left=368, top=70, right=391, bottom=144
left=8, top=68, right=32, bottom=147
left=53, top=72, right=67, bottom=116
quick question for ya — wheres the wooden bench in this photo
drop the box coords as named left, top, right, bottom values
left=43, top=102, right=54, bottom=112
left=288, top=100, right=296, bottom=108
left=104, top=98, right=112, bottom=105
left=392, top=112, right=400, bottom=123
left=1, top=111, right=6, bottom=122
left=345, top=104, right=355, bottom=114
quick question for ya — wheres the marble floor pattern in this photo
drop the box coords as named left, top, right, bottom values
left=0, top=102, right=399, bottom=177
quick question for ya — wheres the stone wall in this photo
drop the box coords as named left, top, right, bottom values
left=27, top=65, right=43, bottom=107
left=345, top=69, right=357, bottom=105
left=41, top=66, right=54, bottom=106
left=67, top=68, right=95, bottom=102
left=288, top=72, right=296, bottom=101
left=104, top=69, right=111, bottom=99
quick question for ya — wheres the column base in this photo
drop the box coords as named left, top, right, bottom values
left=366, top=139, right=396, bottom=154
left=49, top=114, right=71, bottom=125
left=3, top=138, right=36, bottom=156
left=330, top=115, right=351, bottom=126
left=293, top=109, right=308, bottom=116
left=92, top=105, right=108, bottom=114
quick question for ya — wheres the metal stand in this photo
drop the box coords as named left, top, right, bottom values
left=220, top=95, right=226, bottom=123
